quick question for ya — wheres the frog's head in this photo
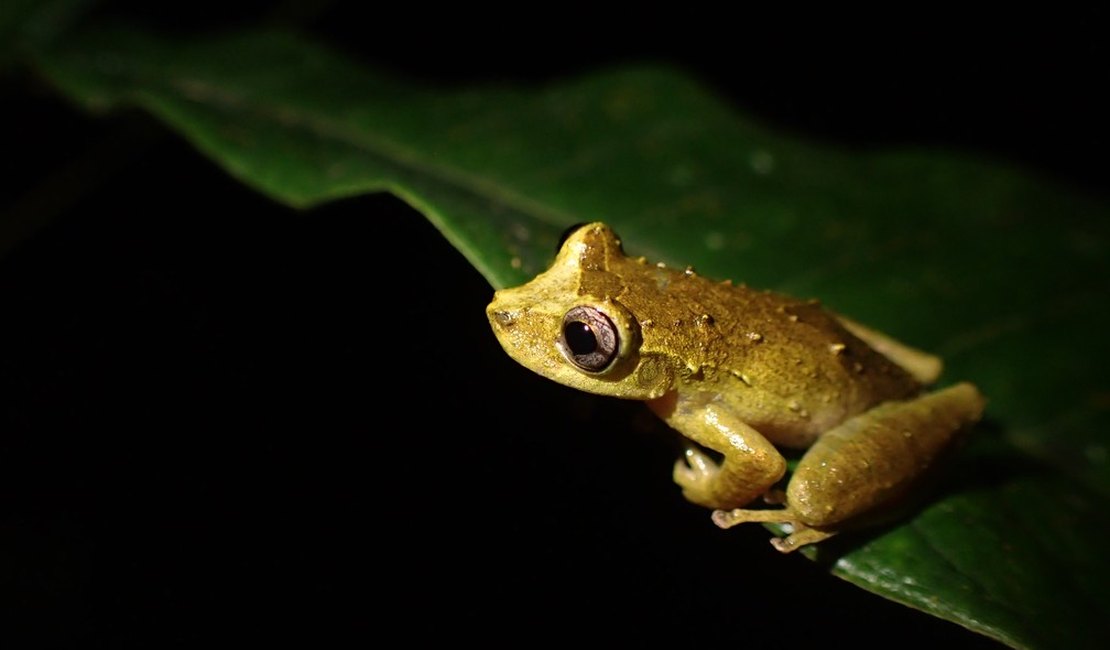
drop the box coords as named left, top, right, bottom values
left=487, top=223, right=675, bottom=400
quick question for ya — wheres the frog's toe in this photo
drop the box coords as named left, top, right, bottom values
left=681, top=445, right=719, bottom=478
left=711, top=507, right=793, bottom=529
left=673, top=458, right=697, bottom=486
left=769, top=526, right=836, bottom=553
left=673, top=447, right=718, bottom=486
left=711, top=508, right=836, bottom=553
left=673, top=447, right=723, bottom=506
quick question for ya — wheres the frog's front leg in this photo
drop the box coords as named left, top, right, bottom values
left=647, top=390, right=786, bottom=510
left=715, top=382, right=985, bottom=552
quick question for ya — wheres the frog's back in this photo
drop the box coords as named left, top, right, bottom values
left=614, top=259, right=923, bottom=448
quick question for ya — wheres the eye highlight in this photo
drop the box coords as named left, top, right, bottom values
left=560, top=306, right=619, bottom=372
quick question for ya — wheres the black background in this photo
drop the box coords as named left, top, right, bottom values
left=3, top=4, right=1106, bottom=646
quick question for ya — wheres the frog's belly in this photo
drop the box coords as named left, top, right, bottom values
left=743, top=408, right=841, bottom=449
left=753, top=412, right=843, bottom=449
left=728, top=388, right=913, bottom=450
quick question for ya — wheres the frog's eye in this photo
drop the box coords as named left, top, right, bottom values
left=559, top=306, right=619, bottom=373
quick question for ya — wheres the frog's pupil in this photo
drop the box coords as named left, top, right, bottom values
left=565, top=321, right=598, bottom=355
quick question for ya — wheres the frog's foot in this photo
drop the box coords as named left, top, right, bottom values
left=769, top=526, right=836, bottom=553
left=673, top=445, right=722, bottom=508
left=711, top=508, right=836, bottom=553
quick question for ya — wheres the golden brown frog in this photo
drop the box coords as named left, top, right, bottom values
left=486, top=223, right=984, bottom=551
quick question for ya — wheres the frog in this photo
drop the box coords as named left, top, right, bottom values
left=486, top=222, right=985, bottom=552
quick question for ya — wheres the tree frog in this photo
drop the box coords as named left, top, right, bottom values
left=486, top=223, right=985, bottom=552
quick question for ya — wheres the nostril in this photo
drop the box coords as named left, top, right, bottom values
left=491, top=310, right=515, bottom=326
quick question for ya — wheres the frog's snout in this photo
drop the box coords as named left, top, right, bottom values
left=487, top=286, right=526, bottom=330
left=485, top=294, right=519, bottom=332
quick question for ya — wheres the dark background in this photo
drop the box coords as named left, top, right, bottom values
left=2, top=4, right=1106, bottom=646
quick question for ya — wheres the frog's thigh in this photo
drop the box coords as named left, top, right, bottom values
left=835, top=315, right=943, bottom=384
left=787, top=382, right=985, bottom=528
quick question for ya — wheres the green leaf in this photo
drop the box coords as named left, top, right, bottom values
left=29, top=25, right=1110, bottom=649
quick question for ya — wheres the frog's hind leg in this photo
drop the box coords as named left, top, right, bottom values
left=711, top=507, right=836, bottom=552
left=714, top=383, right=984, bottom=553
left=786, top=382, right=985, bottom=532
left=835, top=315, right=943, bottom=384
